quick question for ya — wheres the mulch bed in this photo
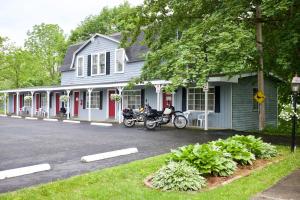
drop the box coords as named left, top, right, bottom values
left=144, top=157, right=282, bottom=191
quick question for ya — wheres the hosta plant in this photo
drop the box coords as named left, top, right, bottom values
left=170, top=143, right=237, bottom=176
left=152, top=161, right=206, bottom=191
left=229, top=135, right=277, bottom=159
left=212, top=139, right=256, bottom=165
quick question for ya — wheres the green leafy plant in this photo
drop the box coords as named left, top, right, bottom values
left=229, top=135, right=277, bottom=159
left=212, top=139, right=256, bottom=165
left=170, top=143, right=237, bottom=176
left=152, top=161, right=206, bottom=191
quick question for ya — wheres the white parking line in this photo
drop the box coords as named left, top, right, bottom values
left=81, top=148, right=138, bottom=163
left=63, top=120, right=80, bottom=124
left=43, top=118, right=58, bottom=122
left=0, top=163, right=51, bottom=180
left=25, top=117, right=38, bottom=120
left=11, top=116, right=22, bottom=119
left=90, top=122, right=113, bottom=127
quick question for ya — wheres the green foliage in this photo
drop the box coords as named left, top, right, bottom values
left=170, top=143, right=237, bottom=176
left=229, top=135, right=277, bottom=159
left=152, top=161, right=206, bottom=191
left=212, top=139, right=256, bottom=165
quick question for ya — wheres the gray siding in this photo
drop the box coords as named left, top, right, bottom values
left=61, top=36, right=143, bottom=85
left=232, top=76, right=278, bottom=131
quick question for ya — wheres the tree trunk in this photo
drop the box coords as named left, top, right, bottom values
left=256, top=5, right=265, bottom=131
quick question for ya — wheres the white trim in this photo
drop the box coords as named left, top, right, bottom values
left=76, top=56, right=84, bottom=77
left=0, top=163, right=51, bottom=180
left=81, top=148, right=138, bottom=163
left=114, top=48, right=125, bottom=73
left=91, top=122, right=113, bottom=127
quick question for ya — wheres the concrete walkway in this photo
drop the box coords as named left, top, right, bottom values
left=252, top=169, right=300, bottom=200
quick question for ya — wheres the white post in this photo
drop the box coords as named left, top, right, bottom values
left=46, top=91, right=50, bottom=119
left=87, top=88, right=92, bottom=122
left=31, top=91, right=34, bottom=117
left=117, top=87, right=124, bottom=124
left=204, top=83, right=209, bottom=130
left=4, top=93, right=7, bottom=115
left=155, top=84, right=162, bottom=110
left=16, top=92, right=19, bottom=116
left=66, top=90, right=71, bottom=120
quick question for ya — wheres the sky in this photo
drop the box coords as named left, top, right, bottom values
left=0, top=0, right=143, bottom=47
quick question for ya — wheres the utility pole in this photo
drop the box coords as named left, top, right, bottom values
left=256, top=5, right=265, bottom=131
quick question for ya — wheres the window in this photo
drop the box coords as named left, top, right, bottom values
left=41, top=93, right=47, bottom=108
left=91, top=54, right=98, bottom=75
left=87, top=91, right=100, bottom=109
left=188, top=88, right=215, bottom=111
left=253, top=88, right=258, bottom=111
left=123, top=90, right=141, bottom=109
left=99, top=53, right=106, bottom=74
left=115, top=49, right=124, bottom=73
left=77, top=56, right=84, bottom=77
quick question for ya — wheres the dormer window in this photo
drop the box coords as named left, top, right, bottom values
left=91, top=52, right=106, bottom=76
left=77, top=56, right=84, bottom=77
left=115, top=48, right=125, bottom=73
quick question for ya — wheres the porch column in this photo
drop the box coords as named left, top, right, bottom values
left=16, top=92, right=19, bottom=116
left=117, top=86, right=124, bottom=124
left=204, top=83, right=209, bottom=130
left=66, top=90, right=71, bottom=120
left=4, top=93, right=7, bottom=115
left=46, top=91, right=50, bottom=119
left=87, top=88, right=92, bottom=122
left=31, top=91, right=34, bottom=117
left=154, top=84, right=163, bottom=110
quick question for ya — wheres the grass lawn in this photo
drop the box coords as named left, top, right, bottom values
left=1, top=146, right=300, bottom=200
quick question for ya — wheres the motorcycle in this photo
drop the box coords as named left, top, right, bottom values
left=144, top=105, right=188, bottom=130
left=122, top=107, right=146, bottom=127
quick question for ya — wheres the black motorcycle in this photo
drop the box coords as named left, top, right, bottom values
left=122, top=107, right=146, bottom=127
left=144, top=105, right=188, bottom=130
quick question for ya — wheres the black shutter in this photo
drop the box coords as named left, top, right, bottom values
left=106, top=52, right=110, bottom=75
left=83, top=92, right=86, bottom=109
left=141, top=89, right=145, bottom=108
left=50, top=93, right=53, bottom=108
left=87, top=55, right=91, bottom=76
left=215, top=86, right=221, bottom=113
left=99, top=91, right=103, bottom=110
left=182, top=88, right=187, bottom=111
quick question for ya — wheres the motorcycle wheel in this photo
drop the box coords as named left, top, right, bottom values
left=123, top=118, right=135, bottom=127
left=145, top=119, right=157, bottom=130
left=173, top=115, right=187, bottom=129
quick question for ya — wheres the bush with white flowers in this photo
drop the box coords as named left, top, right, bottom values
left=279, top=103, right=300, bottom=121
left=110, top=94, right=122, bottom=102
left=60, top=95, right=69, bottom=103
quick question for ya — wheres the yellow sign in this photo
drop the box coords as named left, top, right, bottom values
left=254, top=90, right=266, bottom=104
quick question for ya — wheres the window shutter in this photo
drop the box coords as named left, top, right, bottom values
left=141, top=89, right=145, bottom=108
left=99, top=91, right=103, bottom=110
left=182, top=88, right=187, bottom=111
left=83, top=92, right=86, bottom=109
left=106, top=52, right=110, bottom=75
left=215, top=86, right=220, bottom=113
left=87, top=55, right=91, bottom=76
left=50, top=93, right=53, bottom=108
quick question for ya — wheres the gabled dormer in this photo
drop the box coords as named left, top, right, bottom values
left=59, top=33, right=148, bottom=86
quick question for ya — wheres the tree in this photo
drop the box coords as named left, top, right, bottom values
left=68, top=1, right=136, bottom=44
left=25, top=23, right=66, bottom=85
left=123, top=0, right=299, bottom=130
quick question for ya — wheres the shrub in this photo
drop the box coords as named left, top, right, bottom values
left=152, top=161, right=206, bottom=191
left=212, top=139, right=256, bottom=165
left=170, top=143, right=237, bottom=176
left=229, top=135, right=277, bottom=159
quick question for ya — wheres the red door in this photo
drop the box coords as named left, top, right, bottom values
left=56, top=93, right=60, bottom=115
left=163, top=93, right=173, bottom=109
left=13, top=95, right=16, bottom=113
left=74, top=92, right=79, bottom=116
left=108, top=90, right=116, bottom=118
left=36, top=94, right=40, bottom=110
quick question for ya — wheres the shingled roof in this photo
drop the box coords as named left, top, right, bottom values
left=59, top=32, right=148, bottom=72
